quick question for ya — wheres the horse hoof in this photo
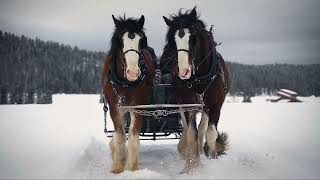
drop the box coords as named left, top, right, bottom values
left=203, top=142, right=218, bottom=159
left=179, top=164, right=198, bottom=175
left=127, top=165, right=139, bottom=172
left=179, top=158, right=201, bottom=175
left=111, top=169, right=124, bottom=174
left=111, top=163, right=125, bottom=174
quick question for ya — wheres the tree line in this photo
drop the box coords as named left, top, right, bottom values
left=0, top=30, right=105, bottom=104
left=0, top=30, right=319, bottom=104
left=226, top=62, right=320, bottom=96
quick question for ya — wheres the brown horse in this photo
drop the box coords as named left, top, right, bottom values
left=161, top=7, right=230, bottom=173
left=101, top=15, right=155, bottom=174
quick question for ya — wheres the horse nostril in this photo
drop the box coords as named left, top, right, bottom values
left=126, top=69, right=140, bottom=78
left=180, top=68, right=190, bottom=78
left=184, top=69, right=190, bottom=76
left=128, top=32, right=135, bottom=39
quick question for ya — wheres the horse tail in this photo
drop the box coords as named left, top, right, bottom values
left=215, top=131, right=230, bottom=156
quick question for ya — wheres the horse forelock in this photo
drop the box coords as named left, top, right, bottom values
left=108, top=16, right=147, bottom=59
left=165, top=9, right=205, bottom=50
left=161, top=8, right=218, bottom=78
left=162, top=11, right=208, bottom=66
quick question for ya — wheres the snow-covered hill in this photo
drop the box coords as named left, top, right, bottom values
left=0, top=94, right=319, bottom=179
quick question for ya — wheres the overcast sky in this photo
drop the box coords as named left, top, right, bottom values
left=0, top=0, right=320, bottom=64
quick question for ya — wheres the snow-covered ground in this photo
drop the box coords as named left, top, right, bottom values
left=0, top=94, right=319, bottom=179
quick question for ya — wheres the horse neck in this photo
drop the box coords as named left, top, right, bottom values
left=194, top=32, right=213, bottom=76
left=114, top=50, right=125, bottom=80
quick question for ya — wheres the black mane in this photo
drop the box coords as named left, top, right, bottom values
left=161, top=7, right=219, bottom=74
left=165, top=8, right=206, bottom=49
left=108, top=16, right=148, bottom=59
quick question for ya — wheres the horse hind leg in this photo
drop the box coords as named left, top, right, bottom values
left=204, top=129, right=229, bottom=158
left=109, top=124, right=126, bottom=174
left=204, top=122, right=229, bottom=158
left=203, top=124, right=219, bottom=159
left=126, top=112, right=142, bottom=171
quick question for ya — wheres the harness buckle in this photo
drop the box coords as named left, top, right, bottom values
left=103, top=105, right=109, bottom=112
left=192, top=58, right=196, bottom=75
left=187, top=82, right=193, bottom=88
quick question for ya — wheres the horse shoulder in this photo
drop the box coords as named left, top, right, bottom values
left=101, top=55, right=112, bottom=88
left=141, top=49, right=156, bottom=74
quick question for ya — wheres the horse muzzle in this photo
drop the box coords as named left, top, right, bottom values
left=178, top=67, right=191, bottom=80
left=126, top=68, right=141, bottom=81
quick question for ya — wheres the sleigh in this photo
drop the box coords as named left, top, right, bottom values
left=267, top=89, right=302, bottom=103
left=103, top=70, right=203, bottom=140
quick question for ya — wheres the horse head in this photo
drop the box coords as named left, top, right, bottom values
left=110, top=15, right=147, bottom=81
left=162, top=7, right=212, bottom=80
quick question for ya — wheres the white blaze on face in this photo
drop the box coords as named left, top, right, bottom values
left=175, top=28, right=191, bottom=80
left=122, top=32, right=141, bottom=81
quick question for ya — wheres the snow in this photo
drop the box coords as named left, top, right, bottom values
left=0, top=94, right=320, bottom=179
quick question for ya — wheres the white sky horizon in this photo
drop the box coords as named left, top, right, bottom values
left=1, top=0, right=320, bottom=65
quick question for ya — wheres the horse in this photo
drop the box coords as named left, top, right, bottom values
left=161, top=7, right=230, bottom=173
left=101, top=15, right=156, bottom=174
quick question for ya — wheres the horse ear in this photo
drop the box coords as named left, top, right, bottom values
left=138, top=15, right=145, bottom=29
left=163, top=16, right=172, bottom=26
left=190, top=7, right=197, bottom=19
left=112, top=15, right=121, bottom=28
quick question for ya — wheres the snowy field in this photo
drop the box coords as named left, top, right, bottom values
left=0, top=94, right=319, bottom=179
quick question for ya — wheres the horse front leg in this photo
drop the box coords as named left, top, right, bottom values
left=178, top=111, right=199, bottom=174
left=178, top=109, right=188, bottom=160
left=109, top=109, right=126, bottom=174
left=126, top=112, right=143, bottom=171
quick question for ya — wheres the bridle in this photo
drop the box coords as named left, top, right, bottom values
left=176, top=48, right=196, bottom=76
left=121, top=48, right=144, bottom=79
left=173, top=26, right=224, bottom=91
left=123, top=49, right=142, bottom=57
left=109, top=38, right=148, bottom=88
left=177, top=49, right=190, bottom=53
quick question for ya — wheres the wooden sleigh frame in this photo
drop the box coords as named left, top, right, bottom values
left=267, top=89, right=302, bottom=103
